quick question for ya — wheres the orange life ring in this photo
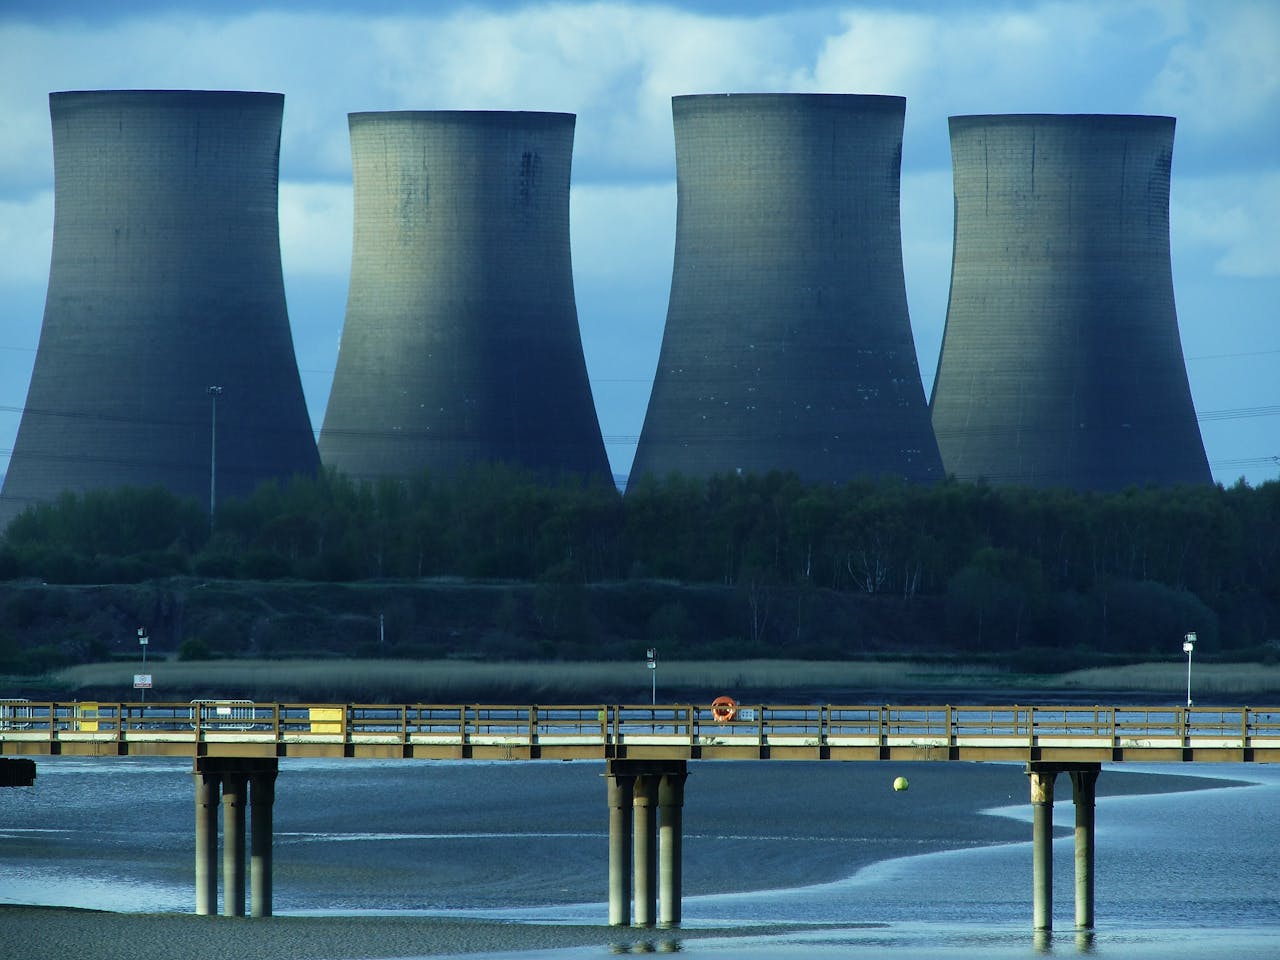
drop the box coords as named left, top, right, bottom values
left=711, top=696, right=737, bottom=722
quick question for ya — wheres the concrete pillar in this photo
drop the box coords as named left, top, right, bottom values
left=193, top=770, right=220, bottom=915
left=607, top=772, right=635, bottom=926
left=250, top=770, right=278, bottom=918
left=633, top=774, right=659, bottom=928
left=1028, top=766, right=1058, bottom=932
left=658, top=770, right=687, bottom=929
left=1070, top=766, right=1101, bottom=931
left=221, top=772, right=247, bottom=917
left=0, top=758, right=36, bottom=787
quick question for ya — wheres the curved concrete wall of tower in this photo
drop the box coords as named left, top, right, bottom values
left=318, top=111, right=611, bottom=484
left=0, top=90, right=319, bottom=530
left=627, top=93, right=944, bottom=490
left=929, top=114, right=1212, bottom=491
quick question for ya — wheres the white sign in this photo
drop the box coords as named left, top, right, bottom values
left=133, top=674, right=152, bottom=689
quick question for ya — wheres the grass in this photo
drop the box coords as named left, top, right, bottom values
left=1056, top=661, right=1280, bottom=698
left=35, top=657, right=1280, bottom=704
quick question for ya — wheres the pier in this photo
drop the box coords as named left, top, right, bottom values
left=3, top=700, right=1278, bottom=929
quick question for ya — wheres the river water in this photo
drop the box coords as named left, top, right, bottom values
left=1, top=755, right=1277, bottom=959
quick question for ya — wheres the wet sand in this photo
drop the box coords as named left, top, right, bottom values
left=0, top=905, right=831, bottom=959
left=0, top=764, right=1246, bottom=958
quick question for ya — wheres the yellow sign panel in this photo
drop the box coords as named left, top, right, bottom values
left=77, top=702, right=100, bottom=732
left=309, top=707, right=343, bottom=735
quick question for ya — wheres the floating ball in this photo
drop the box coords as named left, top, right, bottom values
left=893, top=776, right=910, bottom=792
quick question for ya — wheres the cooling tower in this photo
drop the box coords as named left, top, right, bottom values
left=929, top=114, right=1211, bottom=490
left=0, top=90, right=319, bottom=528
left=317, top=111, right=611, bottom=483
left=628, top=93, right=944, bottom=489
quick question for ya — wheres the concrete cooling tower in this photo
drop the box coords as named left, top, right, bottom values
left=0, top=90, right=319, bottom=528
left=929, top=114, right=1211, bottom=490
left=628, top=93, right=944, bottom=489
left=317, top=111, right=611, bottom=483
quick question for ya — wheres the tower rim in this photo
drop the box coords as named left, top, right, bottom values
left=674, top=92, right=904, bottom=109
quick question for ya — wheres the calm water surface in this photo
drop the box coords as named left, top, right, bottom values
left=1, top=756, right=1277, bottom=959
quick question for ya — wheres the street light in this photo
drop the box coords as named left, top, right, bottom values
left=207, top=386, right=223, bottom=521
left=137, top=627, right=149, bottom=704
left=1182, top=631, right=1197, bottom=708
left=646, top=647, right=657, bottom=705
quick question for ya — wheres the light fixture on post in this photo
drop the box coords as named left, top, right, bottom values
left=646, top=647, right=657, bottom=705
left=136, top=627, right=149, bottom=705
left=1182, top=631, right=1197, bottom=708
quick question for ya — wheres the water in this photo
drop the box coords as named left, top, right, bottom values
left=2, top=756, right=1278, bottom=958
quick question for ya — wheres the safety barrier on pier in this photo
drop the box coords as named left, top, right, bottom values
left=1, top=701, right=1278, bottom=763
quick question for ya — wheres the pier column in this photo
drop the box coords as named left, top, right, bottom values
left=250, top=770, right=278, bottom=918
left=658, top=769, right=688, bottom=929
left=0, top=758, right=36, bottom=787
left=607, top=770, right=635, bottom=926
left=633, top=774, right=659, bottom=927
left=221, top=772, right=248, bottom=917
left=607, top=760, right=688, bottom=928
left=1027, top=765, right=1058, bottom=932
left=193, top=770, right=221, bottom=915
left=1070, top=766, right=1101, bottom=931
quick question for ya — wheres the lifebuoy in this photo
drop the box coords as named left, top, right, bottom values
left=711, top=696, right=737, bottom=722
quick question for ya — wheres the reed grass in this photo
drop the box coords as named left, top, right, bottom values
left=53, top=658, right=968, bottom=703
left=1056, top=661, right=1280, bottom=696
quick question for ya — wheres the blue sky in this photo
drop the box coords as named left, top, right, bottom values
left=0, top=0, right=1276, bottom=486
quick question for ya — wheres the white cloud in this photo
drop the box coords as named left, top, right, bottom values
left=1144, top=0, right=1280, bottom=140
left=1173, top=171, right=1280, bottom=279
left=0, top=189, right=52, bottom=286
left=570, top=180, right=675, bottom=284
left=278, top=181, right=353, bottom=278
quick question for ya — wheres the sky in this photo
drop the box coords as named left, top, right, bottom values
left=0, top=0, right=1276, bottom=488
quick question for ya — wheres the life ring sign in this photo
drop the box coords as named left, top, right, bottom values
left=711, top=696, right=737, bottom=722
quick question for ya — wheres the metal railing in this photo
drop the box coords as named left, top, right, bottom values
left=2, top=701, right=1278, bottom=757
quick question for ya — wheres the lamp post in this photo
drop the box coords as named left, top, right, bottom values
left=646, top=647, right=657, bottom=705
left=207, top=386, right=223, bottom=521
left=1182, top=631, right=1196, bottom=708
left=137, top=627, right=149, bottom=704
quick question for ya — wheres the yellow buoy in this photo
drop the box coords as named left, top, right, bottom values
left=893, top=776, right=909, bottom=792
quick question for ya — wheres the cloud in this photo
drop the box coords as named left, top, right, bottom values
left=279, top=181, right=353, bottom=278
left=1173, top=171, right=1280, bottom=279
left=0, top=190, right=52, bottom=286
left=1144, top=0, right=1280, bottom=145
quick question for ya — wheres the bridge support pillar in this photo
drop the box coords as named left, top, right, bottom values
left=193, top=758, right=278, bottom=919
left=607, top=760, right=688, bottom=928
left=607, top=770, right=635, bottom=926
left=221, top=772, right=248, bottom=916
left=658, top=769, right=688, bottom=929
left=1071, top=766, right=1100, bottom=930
left=193, top=769, right=221, bottom=915
left=633, top=775, right=658, bottom=927
left=1026, top=762, right=1102, bottom=934
left=0, top=758, right=36, bottom=787
left=1028, top=766, right=1056, bottom=932
left=250, top=769, right=278, bottom=917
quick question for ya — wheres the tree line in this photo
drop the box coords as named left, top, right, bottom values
left=1, top=466, right=1277, bottom=659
